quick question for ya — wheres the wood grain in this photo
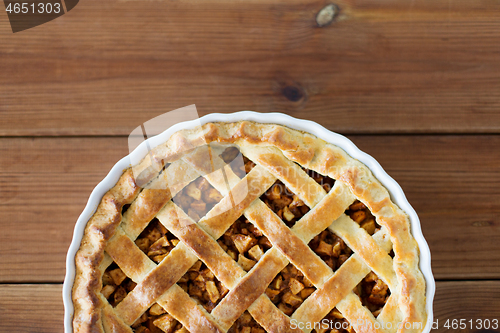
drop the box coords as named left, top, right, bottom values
left=0, top=138, right=128, bottom=282
left=1, top=281, right=499, bottom=332
left=1, top=0, right=500, bottom=135
left=432, top=281, right=500, bottom=333
left=0, top=285, right=63, bottom=333
left=1, top=135, right=499, bottom=282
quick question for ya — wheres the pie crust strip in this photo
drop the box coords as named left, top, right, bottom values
left=336, top=292, right=386, bottom=333
left=291, top=215, right=399, bottom=333
left=157, top=285, right=223, bottom=333
left=114, top=242, right=199, bottom=325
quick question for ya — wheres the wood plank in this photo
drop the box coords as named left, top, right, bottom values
left=2, top=0, right=500, bottom=135
left=0, top=135, right=499, bottom=282
left=0, top=138, right=129, bottom=282
left=1, top=281, right=499, bottom=332
left=0, top=285, right=63, bottom=333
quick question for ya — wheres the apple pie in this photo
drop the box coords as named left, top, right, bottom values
left=72, top=121, right=426, bottom=333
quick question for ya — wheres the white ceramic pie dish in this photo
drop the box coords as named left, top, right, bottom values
left=63, top=111, right=435, bottom=333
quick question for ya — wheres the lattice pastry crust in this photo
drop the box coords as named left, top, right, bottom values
left=72, top=121, right=426, bottom=333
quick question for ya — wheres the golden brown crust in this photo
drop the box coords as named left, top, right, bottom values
left=114, top=243, right=199, bottom=325
left=246, top=201, right=331, bottom=287
left=72, top=169, right=140, bottom=333
left=72, top=121, right=426, bottom=333
left=211, top=248, right=289, bottom=330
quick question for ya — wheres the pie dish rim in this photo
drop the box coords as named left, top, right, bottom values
left=63, top=111, right=435, bottom=333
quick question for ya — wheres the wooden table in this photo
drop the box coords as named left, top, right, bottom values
left=1, top=0, right=499, bottom=332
